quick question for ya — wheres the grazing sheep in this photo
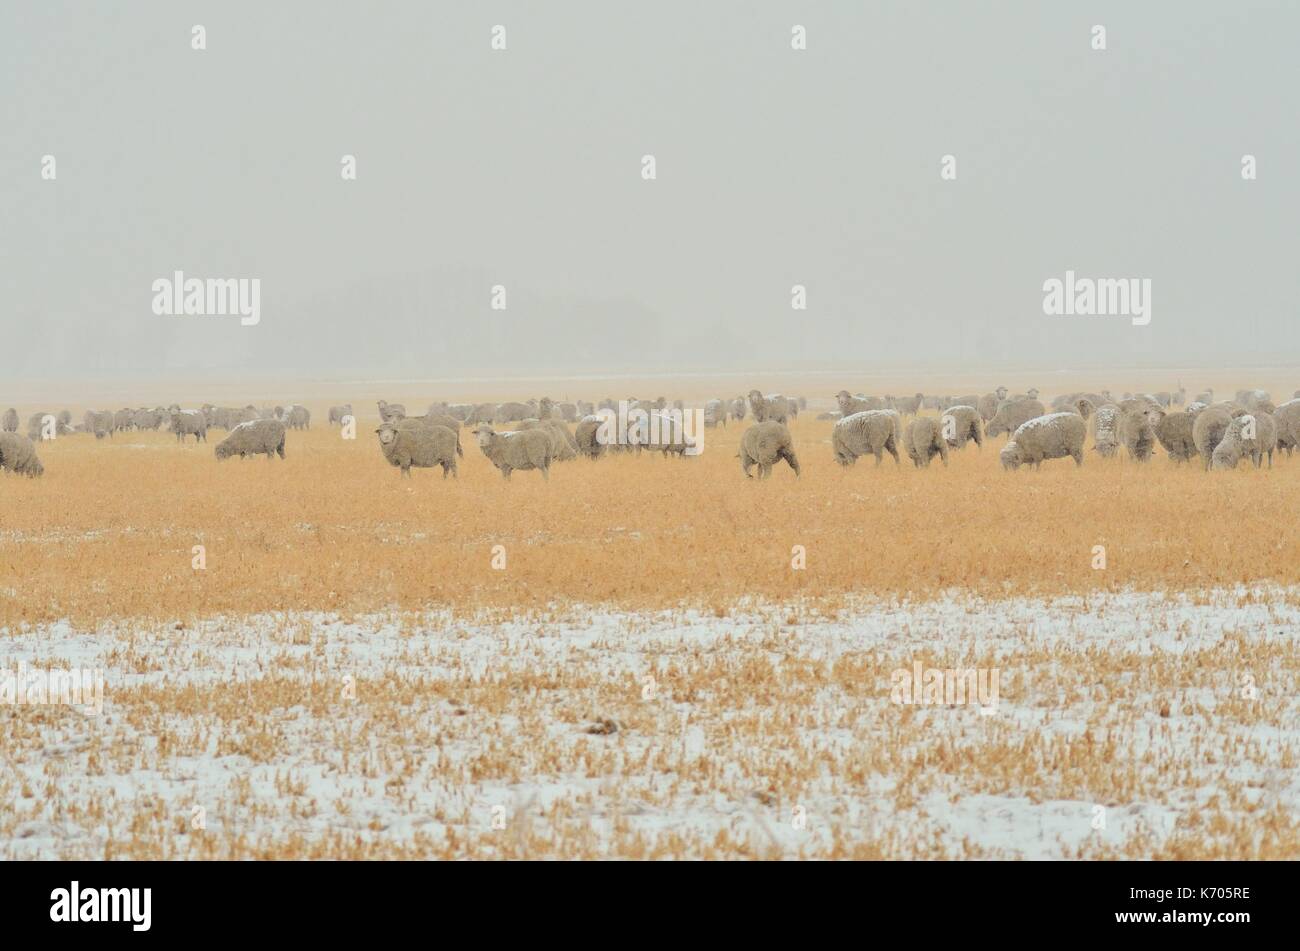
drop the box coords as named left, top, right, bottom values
left=1273, top=399, right=1300, bottom=458
left=1192, top=407, right=1233, bottom=470
left=473, top=425, right=553, bottom=480
left=747, top=390, right=788, bottom=424
left=170, top=410, right=208, bottom=443
left=328, top=404, right=352, bottom=426
left=493, top=401, right=532, bottom=424
left=0, top=432, right=44, bottom=477
left=2, top=408, right=18, bottom=433
left=215, top=418, right=287, bottom=460
left=1212, top=413, right=1277, bottom=470
left=575, top=415, right=605, bottom=459
left=377, top=400, right=406, bottom=423
left=985, top=398, right=1046, bottom=439
left=1000, top=413, right=1087, bottom=470
left=284, top=404, right=311, bottom=430
left=738, top=421, right=800, bottom=479
left=905, top=417, right=949, bottom=468
left=832, top=411, right=900, bottom=467
left=1155, top=411, right=1197, bottom=463
left=999, top=441, right=1020, bottom=471
left=940, top=405, right=983, bottom=450
left=1091, top=406, right=1120, bottom=458
left=836, top=390, right=882, bottom=416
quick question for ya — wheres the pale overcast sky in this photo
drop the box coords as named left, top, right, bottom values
left=2, top=1, right=1296, bottom=381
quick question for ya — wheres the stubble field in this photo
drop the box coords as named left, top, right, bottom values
left=2, top=379, right=1298, bottom=859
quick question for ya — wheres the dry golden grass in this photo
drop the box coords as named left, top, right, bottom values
left=1, top=408, right=1298, bottom=628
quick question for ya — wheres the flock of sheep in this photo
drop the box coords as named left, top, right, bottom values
left=2, top=385, right=1298, bottom=481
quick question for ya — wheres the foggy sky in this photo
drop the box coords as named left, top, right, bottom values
left=2, top=1, right=1297, bottom=382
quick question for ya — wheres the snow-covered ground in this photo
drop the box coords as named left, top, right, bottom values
left=2, top=587, right=1297, bottom=859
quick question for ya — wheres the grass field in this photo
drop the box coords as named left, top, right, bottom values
left=2, top=401, right=1299, bottom=629
left=2, top=375, right=1298, bottom=859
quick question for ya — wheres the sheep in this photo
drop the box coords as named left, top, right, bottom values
left=730, top=397, right=747, bottom=421
left=704, top=399, right=727, bottom=428
left=133, top=408, right=166, bottom=430
left=738, top=421, right=800, bottom=479
left=215, top=419, right=287, bottom=461
left=1115, top=400, right=1163, bottom=462
left=1212, top=413, right=1277, bottom=469
left=999, top=413, right=1087, bottom=470
left=1273, top=399, right=1300, bottom=458
left=0, top=432, right=44, bottom=477
left=891, top=393, right=924, bottom=417
left=1173, top=384, right=1186, bottom=406
left=1184, top=401, right=1208, bottom=420
left=816, top=411, right=843, bottom=422
left=976, top=393, right=1001, bottom=422
left=26, top=412, right=62, bottom=441
left=376, top=421, right=458, bottom=478
left=832, top=411, right=900, bottom=466
left=518, top=418, right=578, bottom=461
left=85, top=410, right=114, bottom=439
left=785, top=397, right=800, bottom=420
left=835, top=390, right=882, bottom=416
left=377, top=400, right=406, bottom=423
left=940, top=405, right=983, bottom=450
left=466, top=402, right=497, bottom=425
left=328, top=404, right=352, bottom=426
left=1155, top=411, right=1197, bottom=463
left=999, top=441, right=1021, bottom=471
left=284, top=404, right=311, bottom=430
left=1192, top=407, right=1233, bottom=470
left=474, top=425, right=553, bottom=480
left=1091, top=406, right=1120, bottom=458
left=905, top=417, right=949, bottom=468
left=493, top=401, right=532, bottom=424
left=985, top=398, right=1046, bottom=439
left=747, top=390, right=788, bottom=424
left=575, top=415, right=605, bottom=459
left=2, top=408, right=16, bottom=433
left=170, top=410, right=208, bottom=443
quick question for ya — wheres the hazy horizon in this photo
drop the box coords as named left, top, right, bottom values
left=3, top=1, right=1297, bottom=383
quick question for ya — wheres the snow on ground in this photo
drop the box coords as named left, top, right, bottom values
left=2, top=587, right=1298, bottom=859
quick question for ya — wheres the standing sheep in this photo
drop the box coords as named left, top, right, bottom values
left=170, top=410, right=208, bottom=443
left=1155, top=411, right=1197, bottom=464
left=832, top=411, right=900, bottom=467
left=1272, top=399, right=1300, bottom=458
left=575, top=415, right=605, bottom=459
left=2, top=408, right=17, bottom=433
left=999, top=413, right=1087, bottom=470
left=377, top=400, right=407, bottom=422
left=836, top=391, right=883, bottom=416
left=904, top=417, right=949, bottom=468
left=473, top=425, right=553, bottom=480
left=704, top=399, right=727, bottom=428
left=1192, top=407, right=1233, bottom=470
left=940, top=405, right=983, bottom=450
left=376, top=421, right=459, bottom=478
left=1091, top=406, right=1120, bottom=458
left=0, top=432, right=44, bottom=476
left=215, top=419, right=287, bottom=460
left=985, top=398, right=1046, bottom=439
left=328, top=404, right=352, bottom=426
left=1116, top=401, right=1163, bottom=463
left=284, top=405, right=311, bottom=430
left=747, top=390, right=788, bottom=424
left=730, top=397, right=748, bottom=422
left=1212, top=413, right=1277, bottom=470
left=738, top=421, right=800, bottom=479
